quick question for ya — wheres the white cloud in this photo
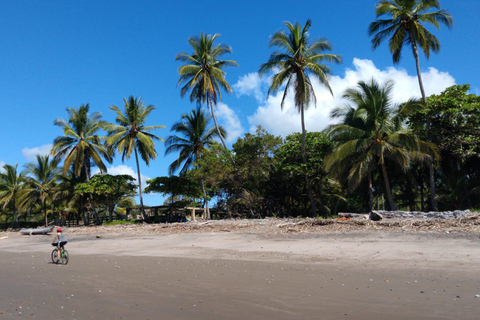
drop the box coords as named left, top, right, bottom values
left=92, top=164, right=150, bottom=190
left=22, top=144, right=53, bottom=161
left=216, top=102, right=244, bottom=143
left=233, top=72, right=266, bottom=102
left=0, top=161, right=5, bottom=172
left=247, top=58, right=456, bottom=137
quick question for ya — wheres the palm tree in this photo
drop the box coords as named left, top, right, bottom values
left=175, top=32, right=238, bottom=149
left=259, top=19, right=341, bottom=217
left=369, top=0, right=453, bottom=210
left=105, top=96, right=165, bottom=220
left=325, top=79, right=437, bottom=211
left=369, top=0, right=453, bottom=104
left=52, top=171, right=83, bottom=223
left=165, top=106, right=225, bottom=219
left=51, top=104, right=111, bottom=180
left=0, top=164, right=27, bottom=227
left=21, top=155, right=61, bottom=226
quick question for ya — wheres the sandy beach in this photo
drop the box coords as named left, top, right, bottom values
left=1, top=218, right=480, bottom=319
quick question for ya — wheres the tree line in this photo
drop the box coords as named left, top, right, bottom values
left=2, top=1, right=477, bottom=228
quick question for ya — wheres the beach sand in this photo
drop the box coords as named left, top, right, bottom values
left=1, top=221, right=480, bottom=319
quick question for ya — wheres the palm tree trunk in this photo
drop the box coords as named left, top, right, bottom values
left=43, top=200, right=48, bottom=227
left=380, top=162, right=396, bottom=211
left=368, top=171, right=373, bottom=212
left=134, top=146, right=147, bottom=220
left=14, top=206, right=19, bottom=228
left=208, top=100, right=228, bottom=149
left=411, top=38, right=437, bottom=211
left=201, top=179, right=211, bottom=220
left=300, top=106, right=317, bottom=218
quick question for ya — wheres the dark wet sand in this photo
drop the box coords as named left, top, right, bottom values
left=1, top=231, right=480, bottom=319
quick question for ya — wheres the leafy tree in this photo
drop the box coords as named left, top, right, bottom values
left=0, top=164, right=27, bottom=227
left=273, top=132, right=337, bottom=218
left=164, top=107, right=224, bottom=219
left=259, top=19, right=341, bottom=217
left=22, top=155, right=61, bottom=226
left=409, top=84, right=480, bottom=209
left=105, top=96, right=165, bottom=220
left=232, top=126, right=283, bottom=213
left=189, top=144, right=238, bottom=216
left=145, top=175, right=203, bottom=208
left=175, top=32, right=238, bottom=149
left=75, top=174, right=137, bottom=221
left=51, top=104, right=111, bottom=180
left=369, top=0, right=453, bottom=209
left=325, top=79, right=437, bottom=211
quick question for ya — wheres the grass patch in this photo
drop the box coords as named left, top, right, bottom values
left=103, top=220, right=141, bottom=226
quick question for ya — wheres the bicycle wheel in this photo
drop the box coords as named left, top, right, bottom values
left=61, top=249, right=69, bottom=265
left=51, top=249, right=59, bottom=264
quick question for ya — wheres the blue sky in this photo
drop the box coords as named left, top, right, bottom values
left=1, top=0, right=478, bottom=205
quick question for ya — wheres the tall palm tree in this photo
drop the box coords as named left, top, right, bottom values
left=165, top=106, right=225, bottom=219
left=325, top=79, right=437, bottom=211
left=0, top=164, right=27, bottom=227
left=105, top=96, right=165, bottom=220
left=369, top=0, right=453, bottom=210
left=175, top=32, right=238, bottom=149
left=51, top=104, right=111, bottom=180
left=21, top=155, right=61, bottom=226
left=259, top=19, right=341, bottom=217
left=369, top=0, right=453, bottom=104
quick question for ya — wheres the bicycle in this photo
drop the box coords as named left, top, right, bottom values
left=51, top=243, right=69, bottom=265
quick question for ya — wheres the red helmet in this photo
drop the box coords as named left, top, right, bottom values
left=57, top=228, right=63, bottom=232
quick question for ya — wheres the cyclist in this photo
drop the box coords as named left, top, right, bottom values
left=52, top=228, right=67, bottom=261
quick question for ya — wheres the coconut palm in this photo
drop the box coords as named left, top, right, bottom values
left=369, top=0, right=453, bottom=104
left=52, top=171, right=83, bottom=223
left=165, top=106, right=225, bottom=219
left=105, top=96, right=165, bottom=220
left=0, top=164, right=27, bottom=227
left=259, top=19, right=341, bottom=217
left=21, top=155, right=61, bottom=226
left=175, top=32, right=238, bottom=149
left=369, top=0, right=453, bottom=210
left=325, top=79, right=437, bottom=211
left=51, top=104, right=111, bottom=180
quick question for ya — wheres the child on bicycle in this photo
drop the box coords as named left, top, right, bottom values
left=52, top=228, right=68, bottom=259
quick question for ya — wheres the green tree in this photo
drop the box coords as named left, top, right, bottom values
left=145, top=175, right=202, bottom=206
left=259, top=19, right=341, bottom=217
left=409, top=84, right=480, bottom=209
left=273, top=132, right=337, bottom=218
left=22, top=155, right=61, bottom=226
left=369, top=0, right=453, bottom=210
left=175, top=32, right=238, bottom=149
left=53, top=171, right=83, bottom=223
left=325, top=79, right=437, bottom=211
left=165, top=106, right=223, bottom=219
left=0, top=164, right=27, bottom=227
left=75, top=174, right=137, bottom=221
left=105, top=96, right=165, bottom=220
left=232, top=126, right=283, bottom=214
left=52, top=104, right=111, bottom=180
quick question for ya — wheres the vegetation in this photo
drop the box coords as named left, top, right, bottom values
left=259, top=19, right=341, bottom=218
left=105, top=96, right=165, bottom=220
left=369, top=0, right=454, bottom=210
left=164, top=106, right=224, bottom=219
left=3, top=6, right=477, bottom=229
